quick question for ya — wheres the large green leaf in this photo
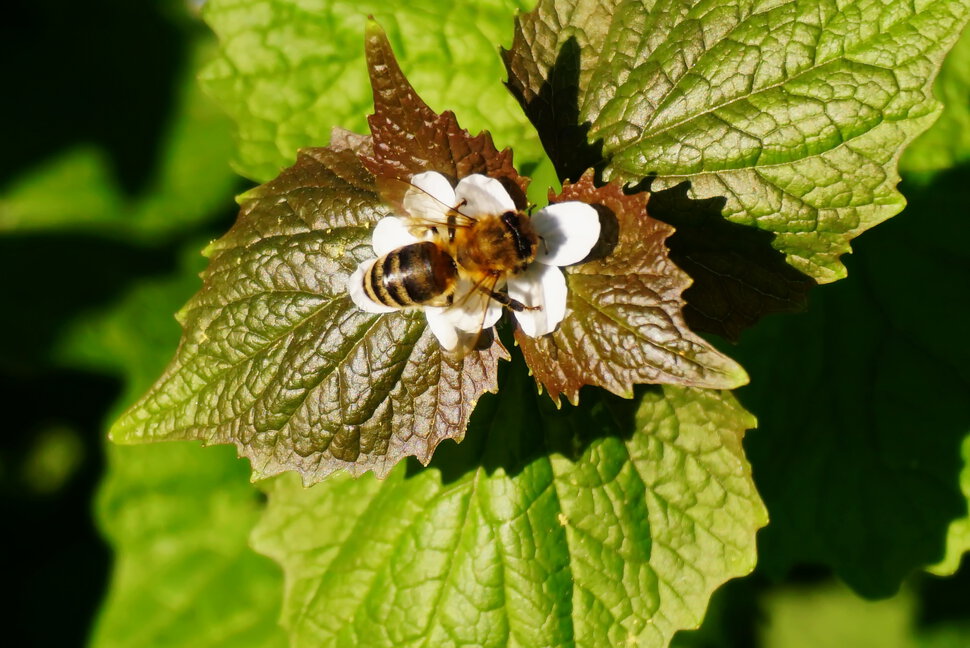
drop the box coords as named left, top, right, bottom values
left=513, top=0, right=968, bottom=282
left=504, top=0, right=968, bottom=339
left=200, top=0, right=543, bottom=182
left=732, top=163, right=970, bottom=596
left=91, top=443, right=286, bottom=648
left=253, top=365, right=766, bottom=648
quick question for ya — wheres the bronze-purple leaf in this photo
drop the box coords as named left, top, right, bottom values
left=362, top=20, right=529, bottom=211
left=110, top=30, right=513, bottom=482
left=516, top=172, right=749, bottom=405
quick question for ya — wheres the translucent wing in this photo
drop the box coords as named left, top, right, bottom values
left=379, top=174, right=477, bottom=230
left=425, top=274, right=504, bottom=357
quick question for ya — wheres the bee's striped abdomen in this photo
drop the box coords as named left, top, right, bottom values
left=364, top=241, right=458, bottom=308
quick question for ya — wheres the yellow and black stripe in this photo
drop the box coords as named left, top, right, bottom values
left=364, top=241, right=458, bottom=307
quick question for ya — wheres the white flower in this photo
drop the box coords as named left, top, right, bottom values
left=348, top=171, right=600, bottom=352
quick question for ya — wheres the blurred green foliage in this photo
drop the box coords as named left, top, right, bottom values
left=1, top=0, right=967, bottom=646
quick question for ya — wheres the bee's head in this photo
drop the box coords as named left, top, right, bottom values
left=500, top=210, right=538, bottom=266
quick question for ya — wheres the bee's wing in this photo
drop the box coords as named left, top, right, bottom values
left=383, top=175, right=479, bottom=231
left=425, top=274, right=504, bottom=357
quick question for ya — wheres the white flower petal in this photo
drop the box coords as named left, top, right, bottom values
left=404, top=171, right=456, bottom=220
left=371, top=216, right=420, bottom=256
left=454, top=174, right=516, bottom=216
left=422, top=278, right=505, bottom=352
left=446, top=278, right=504, bottom=332
left=507, top=263, right=568, bottom=337
left=532, top=201, right=601, bottom=266
left=347, top=259, right=397, bottom=314
left=424, top=307, right=462, bottom=352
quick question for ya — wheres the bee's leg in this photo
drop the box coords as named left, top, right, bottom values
left=484, top=290, right=541, bottom=312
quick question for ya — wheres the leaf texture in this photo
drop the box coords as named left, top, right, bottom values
left=111, top=143, right=506, bottom=481
left=252, top=372, right=767, bottom=648
left=112, top=24, right=579, bottom=480
left=504, top=0, right=969, bottom=335
left=516, top=173, right=748, bottom=404
left=200, top=0, right=541, bottom=182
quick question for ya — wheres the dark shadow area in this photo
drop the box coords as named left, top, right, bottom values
left=0, top=0, right=188, bottom=195
left=0, top=233, right=180, bottom=371
left=644, top=180, right=816, bottom=340
left=407, top=347, right=640, bottom=485
left=502, top=37, right=605, bottom=183
left=504, top=35, right=816, bottom=340
left=581, top=201, right=621, bottom=263
left=732, top=163, right=970, bottom=598
left=0, top=369, right=118, bottom=646
left=0, top=0, right=237, bottom=635
left=915, top=555, right=970, bottom=631
left=0, top=206, right=237, bottom=645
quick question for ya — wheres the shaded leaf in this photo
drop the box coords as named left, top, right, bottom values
left=734, top=164, right=970, bottom=596
left=500, top=0, right=618, bottom=181
left=517, top=172, right=748, bottom=404
left=504, top=0, right=969, bottom=336
left=646, top=181, right=816, bottom=340
left=252, top=365, right=766, bottom=648
left=928, top=434, right=970, bottom=576
left=92, top=444, right=286, bottom=648
left=199, top=0, right=543, bottom=183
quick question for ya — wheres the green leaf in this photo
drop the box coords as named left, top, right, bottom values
left=252, top=366, right=766, bottom=648
left=91, top=443, right=286, bottom=648
left=759, top=581, right=919, bottom=648
left=732, top=165, right=970, bottom=596
left=504, top=0, right=969, bottom=337
left=754, top=576, right=970, bottom=648
left=901, top=24, right=970, bottom=175
left=200, top=0, right=543, bottom=183
left=517, top=173, right=749, bottom=404
left=0, top=146, right=123, bottom=231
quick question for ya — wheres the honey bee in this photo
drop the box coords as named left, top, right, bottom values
left=350, top=172, right=541, bottom=354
